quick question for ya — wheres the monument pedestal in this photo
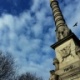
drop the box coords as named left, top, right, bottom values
left=50, top=33, right=80, bottom=80
left=56, top=60, right=80, bottom=80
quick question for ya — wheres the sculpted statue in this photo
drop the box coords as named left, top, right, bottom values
left=60, top=43, right=71, bottom=59
left=53, top=58, right=59, bottom=70
left=56, top=39, right=77, bottom=63
left=56, top=43, right=71, bottom=63
left=56, top=25, right=70, bottom=40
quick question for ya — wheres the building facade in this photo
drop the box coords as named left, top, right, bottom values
left=49, top=0, right=80, bottom=80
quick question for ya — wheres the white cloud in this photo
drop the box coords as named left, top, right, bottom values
left=0, top=0, right=54, bottom=80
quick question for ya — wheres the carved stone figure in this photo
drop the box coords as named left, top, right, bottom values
left=60, top=43, right=71, bottom=59
left=56, top=39, right=77, bottom=63
left=56, top=43, right=71, bottom=62
left=56, top=25, right=70, bottom=40
left=53, top=58, right=59, bottom=70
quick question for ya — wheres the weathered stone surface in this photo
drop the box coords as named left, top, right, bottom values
left=55, top=38, right=79, bottom=68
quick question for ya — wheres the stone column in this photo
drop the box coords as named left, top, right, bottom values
left=50, top=0, right=70, bottom=40
left=50, top=0, right=65, bottom=28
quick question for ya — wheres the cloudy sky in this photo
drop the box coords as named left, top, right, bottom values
left=0, top=0, right=80, bottom=80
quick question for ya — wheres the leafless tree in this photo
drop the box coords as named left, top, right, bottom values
left=0, top=51, right=43, bottom=80
left=18, top=72, right=43, bottom=80
left=0, top=52, right=15, bottom=80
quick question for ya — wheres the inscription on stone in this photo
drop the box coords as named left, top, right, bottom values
left=64, top=65, right=74, bottom=72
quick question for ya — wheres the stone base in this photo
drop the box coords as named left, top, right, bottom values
left=50, top=31, right=80, bottom=80
left=59, top=67, right=80, bottom=80
left=56, top=60, right=80, bottom=80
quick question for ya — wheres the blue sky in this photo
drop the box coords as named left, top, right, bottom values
left=0, top=0, right=80, bottom=80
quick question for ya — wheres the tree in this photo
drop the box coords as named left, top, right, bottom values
left=18, top=72, right=43, bottom=80
left=0, top=51, right=43, bottom=80
left=0, top=52, right=15, bottom=80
